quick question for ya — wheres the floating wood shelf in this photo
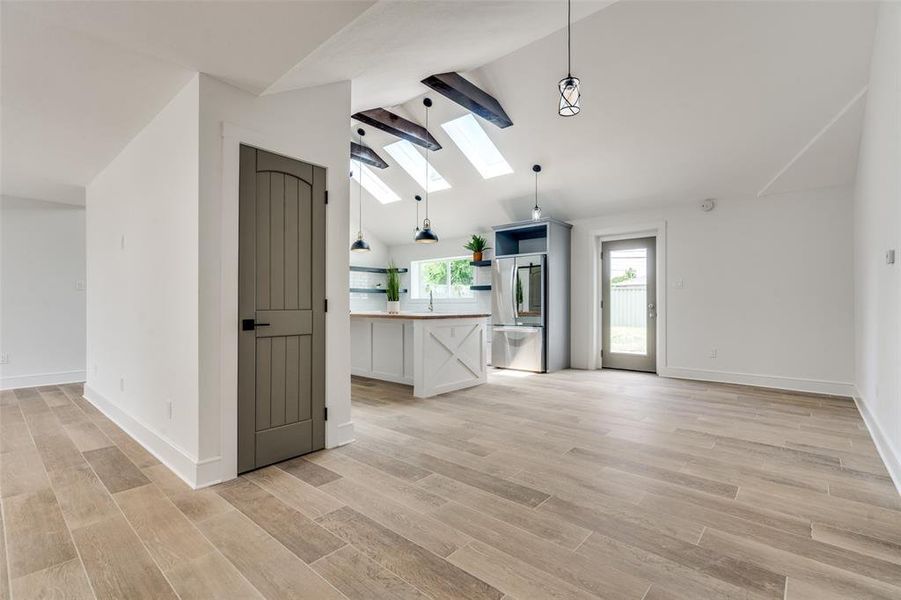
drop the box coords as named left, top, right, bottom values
left=470, top=285, right=491, bottom=291
left=470, top=260, right=492, bottom=267
left=349, top=266, right=408, bottom=274
left=350, top=287, right=408, bottom=294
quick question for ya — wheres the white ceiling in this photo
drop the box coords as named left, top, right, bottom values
left=2, top=0, right=878, bottom=239
left=353, top=0, right=877, bottom=245
left=265, top=0, right=614, bottom=110
left=1, top=0, right=607, bottom=206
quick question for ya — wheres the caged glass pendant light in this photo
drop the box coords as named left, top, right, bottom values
left=558, top=0, right=581, bottom=117
left=531, top=164, right=543, bottom=221
left=414, top=98, right=439, bottom=243
left=350, top=128, right=372, bottom=253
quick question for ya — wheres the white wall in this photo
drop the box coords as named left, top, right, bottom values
left=85, top=76, right=201, bottom=471
left=1, top=197, right=86, bottom=389
left=198, top=75, right=353, bottom=482
left=571, top=186, right=855, bottom=395
left=852, top=2, right=901, bottom=489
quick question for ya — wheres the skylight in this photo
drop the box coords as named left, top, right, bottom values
left=350, top=161, right=401, bottom=204
left=383, top=140, right=451, bottom=192
left=441, top=113, right=513, bottom=179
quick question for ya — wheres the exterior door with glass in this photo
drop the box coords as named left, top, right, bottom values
left=601, top=237, right=656, bottom=372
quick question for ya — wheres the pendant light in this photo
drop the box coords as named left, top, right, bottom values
left=414, top=195, right=422, bottom=235
left=350, top=128, right=371, bottom=253
left=415, top=98, right=439, bottom=244
left=531, top=164, right=543, bottom=221
left=558, top=0, right=581, bottom=117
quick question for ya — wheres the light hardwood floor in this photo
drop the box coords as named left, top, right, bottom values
left=2, top=370, right=900, bottom=599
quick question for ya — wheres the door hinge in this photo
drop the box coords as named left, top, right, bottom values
left=600, top=299, right=604, bottom=309
left=600, top=349, right=603, bottom=357
left=324, top=190, right=329, bottom=205
left=324, top=407, right=328, bottom=421
left=324, top=298, right=328, bottom=312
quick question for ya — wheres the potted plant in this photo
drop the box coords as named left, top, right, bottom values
left=385, top=264, right=401, bottom=313
left=464, top=234, right=491, bottom=262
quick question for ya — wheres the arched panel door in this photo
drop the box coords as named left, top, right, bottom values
left=238, top=145, right=326, bottom=473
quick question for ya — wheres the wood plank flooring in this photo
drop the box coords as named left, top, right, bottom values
left=1, top=370, right=900, bottom=599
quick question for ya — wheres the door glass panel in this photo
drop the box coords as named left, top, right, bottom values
left=609, top=248, right=647, bottom=354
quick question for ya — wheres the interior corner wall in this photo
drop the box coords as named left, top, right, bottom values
left=197, top=75, right=353, bottom=483
left=852, top=1, right=901, bottom=490
left=84, top=75, right=201, bottom=483
left=570, top=186, right=855, bottom=395
left=1, top=198, right=86, bottom=389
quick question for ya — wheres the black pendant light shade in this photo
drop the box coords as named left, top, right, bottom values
left=351, top=128, right=371, bottom=253
left=351, top=232, right=371, bottom=253
left=558, top=0, right=581, bottom=117
left=415, top=98, right=439, bottom=244
left=415, top=219, right=439, bottom=243
left=531, top=164, right=543, bottom=221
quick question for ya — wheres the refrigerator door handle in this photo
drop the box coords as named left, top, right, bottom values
left=511, top=261, right=518, bottom=322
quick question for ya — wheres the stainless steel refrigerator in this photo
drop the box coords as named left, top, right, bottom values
left=491, top=254, right=545, bottom=372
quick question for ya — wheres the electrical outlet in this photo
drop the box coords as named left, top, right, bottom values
left=0, top=354, right=9, bottom=365
left=674, top=279, right=684, bottom=289
left=166, top=400, right=172, bottom=419
left=709, top=348, right=718, bottom=359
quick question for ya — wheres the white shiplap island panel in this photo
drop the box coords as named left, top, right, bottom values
left=350, top=312, right=490, bottom=398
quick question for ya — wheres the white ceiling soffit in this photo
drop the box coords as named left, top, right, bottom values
left=1, top=5, right=195, bottom=206
left=265, top=0, right=615, bottom=110
left=356, top=0, right=876, bottom=246
left=7, top=0, right=375, bottom=95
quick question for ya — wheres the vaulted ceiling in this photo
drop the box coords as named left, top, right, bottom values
left=2, top=0, right=878, bottom=246
left=354, top=0, right=876, bottom=245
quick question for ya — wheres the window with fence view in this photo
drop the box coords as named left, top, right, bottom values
left=410, top=256, right=474, bottom=299
left=609, top=248, right=648, bottom=354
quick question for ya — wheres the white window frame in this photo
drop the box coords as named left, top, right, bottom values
left=409, top=256, right=475, bottom=301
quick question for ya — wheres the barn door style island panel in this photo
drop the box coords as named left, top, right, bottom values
left=350, top=312, right=490, bottom=398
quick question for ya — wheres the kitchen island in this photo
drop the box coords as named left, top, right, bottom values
left=350, top=312, right=490, bottom=398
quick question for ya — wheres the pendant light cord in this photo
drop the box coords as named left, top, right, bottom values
left=357, top=131, right=363, bottom=233
left=424, top=106, right=430, bottom=222
left=567, top=0, right=572, bottom=77
left=534, top=170, right=539, bottom=210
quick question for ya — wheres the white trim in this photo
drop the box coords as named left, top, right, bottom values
left=758, top=86, right=868, bottom=198
left=0, top=370, right=86, bottom=391
left=83, top=385, right=218, bottom=489
left=852, top=387, right=901, bottom=496
left=219, top=122, right=353, bottom=484
left=658, top=366, right=855, bottom=397
left=588, top=221, right=668, bottom=371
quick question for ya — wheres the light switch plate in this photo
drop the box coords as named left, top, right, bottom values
left=887, top=249, right=896, bottom=265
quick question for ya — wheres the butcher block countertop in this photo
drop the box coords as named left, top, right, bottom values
left=350, top=311, right=491, bottom=320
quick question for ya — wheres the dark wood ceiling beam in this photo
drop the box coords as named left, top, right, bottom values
left=351, top=108, right=441, bottom=151
left=350, top=142, right=388, bottom=169
left=421, top=72, right=513, bottom=129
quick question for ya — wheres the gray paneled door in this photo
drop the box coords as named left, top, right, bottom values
left=238, top=145, right=326, bottom=473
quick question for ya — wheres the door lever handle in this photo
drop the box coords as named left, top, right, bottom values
left=241, top=319, right=271, bottom=331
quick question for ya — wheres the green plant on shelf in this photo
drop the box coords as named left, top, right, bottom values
left=385, top=264, right=401, bottom=302
left=464, top=234, right=491, bottom=262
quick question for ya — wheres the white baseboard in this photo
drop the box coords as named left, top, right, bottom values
left=328, top=419, right=355, bottom=449
left=658, top=366, right=855, bottom=397
left=1, top=370, right=86, bottom=391
left=852, top=387, right=901, bottom=496
left=82, top=385, right=213, bottom=489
